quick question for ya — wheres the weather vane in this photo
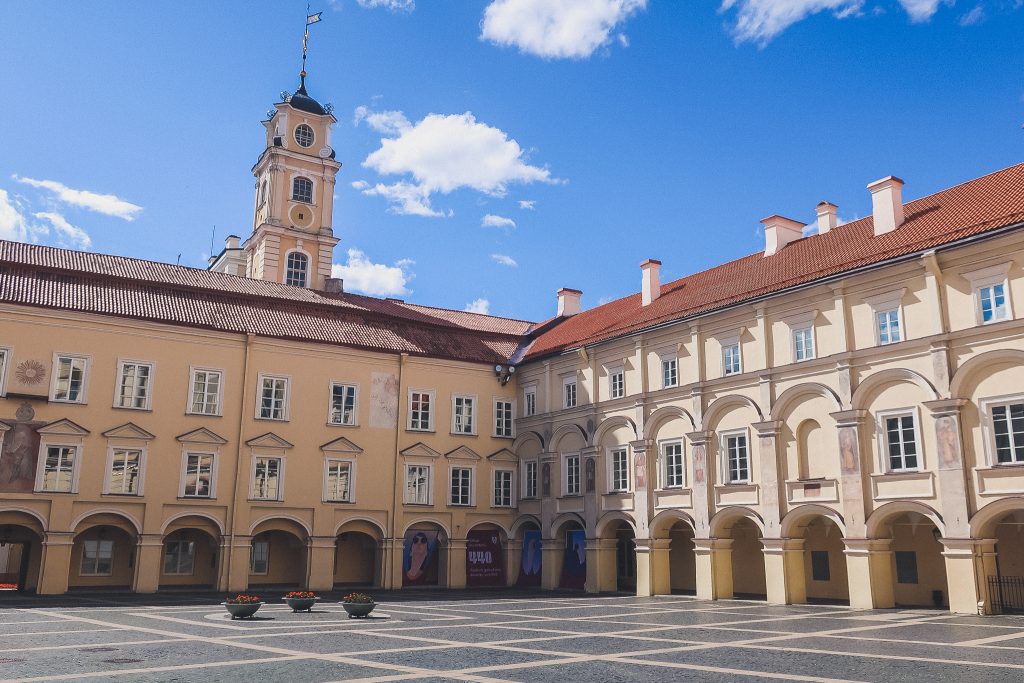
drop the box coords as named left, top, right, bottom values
left=301, top=5, right=323, bottom=83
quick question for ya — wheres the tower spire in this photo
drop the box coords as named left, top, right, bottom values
left=301, top=6, right=322, bottom=92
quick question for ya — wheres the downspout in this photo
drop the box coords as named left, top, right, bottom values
left=224, top=333, right=255, bottom=590
left=388, top=353, right=408, bottom=588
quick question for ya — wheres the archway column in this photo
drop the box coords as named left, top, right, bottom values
left=541, top=540, right=561, bottom=590
left=38, top=531, right=73, bottom=595
left=752, top=421, right=783, bottom=538
left=829, top=410, right=870, bottom=538
left=133, top=533, right=163, bottom=593
left=635, top=537, right=670, bottom=596
left=843, top=538, right=893, bottom=609
left=506, top=539, right=522, bottom=587
left=762, top=538, right=805, bottom=606
left=694, top=538, right=732, bottom=600
left=448, top=538, right=468, bottom=589
left=382, top=537, right=401, bottom=590
left=216, top=538, right=231, bottom=591
left=307, top=535, right=336, bottom=592
left=586, top=537, right=617, bottom=593
left=581, top=446, right=601, bottom=532
left=942, top=538, right=994, bottom=615
left=629, top=439, right=654, bottom=537
left=227, top=534, right=253, bottom=592
left=686, top=431, right=714, bottom=539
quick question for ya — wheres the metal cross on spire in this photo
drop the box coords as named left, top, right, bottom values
left=301, top=5, right=323, bottom=87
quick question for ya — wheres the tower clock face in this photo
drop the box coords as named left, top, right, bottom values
left=289, top=204, right=315, bottom=230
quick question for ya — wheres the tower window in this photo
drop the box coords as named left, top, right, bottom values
left=285, top=251, right=308, bottom=287
left=258, top=180, right=268, bottom=206
left=294, top=123, right=315, bottom=148
left=292, top=177, right=313, bottom=203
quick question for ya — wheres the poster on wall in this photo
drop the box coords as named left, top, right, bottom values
left=560, top=529, right=586, bottom=589
left=402, top=528, right=439, bottom=586
left=518, top=529, right=542, bottom=586
left=466, top=530, right=505, bottom=586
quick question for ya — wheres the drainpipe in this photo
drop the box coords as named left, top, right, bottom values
left=224, top=333, right=255, bottom=591
left=388, top=353, right=408, bottom=588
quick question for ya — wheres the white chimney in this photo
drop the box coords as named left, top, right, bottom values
left=762, top=215, right=805, bottom=257
left=225, top=234, right=241, bottom=250
left=867, top=176, right=905, bottom=235
left=640, top=258, right=662, bottom=306
left=816, top=202, right=838, bottom=234
left=557, top=288, right=582, bottom=317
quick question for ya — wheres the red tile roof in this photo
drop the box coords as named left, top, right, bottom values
left=526, top=162, right=1024, bottom=360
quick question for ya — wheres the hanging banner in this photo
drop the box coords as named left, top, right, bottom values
left=402, top=528, right=439, bottom=586
left=518, top=529, right=542, bottom=586
left=560, top=529, right=586, bottom=589
left=466, top=529, right=505, bottom=586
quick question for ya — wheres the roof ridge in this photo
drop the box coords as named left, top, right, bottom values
left=399, top=300, right=534, bottom=325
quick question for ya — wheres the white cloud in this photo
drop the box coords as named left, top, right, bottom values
left=353, top=106, right=411, bottom=135
left=492, top=253, right=518, bottom=267
left=464, top=298, right=491, bottom=314
left=34, top=212, right=91, bottom=249
left=357, top=0, right=415, bottom=11
left=331, top=248, right=414, bottom=296
left=518, top=199, right=536, bottom=210
left=482, top=214, right=516, bottom=229
left=356, top=181, right=442, bottom=217
left=0, top=190, right=29, bottom=242
left=481, top=0, right=647, bottom=59
left=958, top=3, right=985, bottom=24
left=12, top=175, right=142, bottom=221
left=899, top=0, right=944, bottom=22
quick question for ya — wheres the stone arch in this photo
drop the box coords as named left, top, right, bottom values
left=650, top=509, right=697, bottom=539
left=970, top=497, right=1024, bottom=538
left=781, top=504, right=846, bottom=538
left=249, top=514, right=311, bottom=539
left=551, top=423, right=588, bottom=451
left=592, top=416, right=638, bottom=447
left=0, top=507, right=48, bottom=534
left=644, top=406, right=697, bottom=441
left=467, top=520, right=511, bottom=539
left=702, top=394, right=765, bottom=431
left=71, top=509, right=142, bottom=536
left=851, top=368, right=940, bottom=410
left=160, top=511, right=225, bottom=536
left=513, top=430, right=545, bottom=453
left=949, top=349, right=1024, bottom=398
left=866, top=501, right=945, bottom=538
left=403, top=518, right=451, bottom=539
left=771, top=383, right=843, bottom=421
left=510, top=515, right=541, bottom=537
left=335, top=517, right=386, bottom=539
left=547, top=512, right=585, bottom=538
left=596, top=511, right=637, bottom=538
left=709, top=506, right=765, bottom=537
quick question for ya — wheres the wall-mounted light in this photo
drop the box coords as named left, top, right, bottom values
left=494, top=364, right=516, bottom=386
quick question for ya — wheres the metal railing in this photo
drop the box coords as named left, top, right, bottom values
left=988, top=576, right=1024, bottom=615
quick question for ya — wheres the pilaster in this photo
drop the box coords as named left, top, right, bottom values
left=133, top=533, right=164, bottom=593
left=761, top=538, right=805, bottom=605
left=924, top=398, right=971, bottom=538
left=843, top=538, right=894, bottom=609
left=687, top=430, right=714, bottom=538
left=829, top=409, right=870, bottom=538
left=694, top=537, right=733, bottom=600
left=307, top=536, right=337, bottom=592
left=629, top=439, right=654, bottom=538
left=37, top=532, right=74, bottom=595
left=752, top=420, right=783, bottom=539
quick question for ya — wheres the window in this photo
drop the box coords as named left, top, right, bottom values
left=810, top=550, right=830, bottom=582
left=979, top=282, right=1009, bottom=323
left=325, top=460, right=352, bottom=502
left=258, top=375, right=289, bottom=420
left=250, top=540, right=269, bottom=575
left=107, top=448, right=141, bottom=495
left=610, top=448, right=630, bottom=492
left=723, top=433, right=749, bottom=483
left=405, top=464, right=431, bottom=504
left=163, top=541, right=195, bottom=575
left=494, top=399, right=514, bottom=438
left=294, top=123, right=314, bottom=148
left=183, top=453, right=214, bottom=497
left=0, top=347, right=7, bottom=395
left=329, top=383, right=358, bottom=425
left=524, top=387, right=536, bottom=417
left=563, top=377, right=577, bottom=409
left=189, top=368, right=223, bottom=416
left=252, top=457, right=281, bottom=500
left=258, top=180, right=268, bottom=206
left=116, top=361, right=152, bottom=409
left=722, top=342, right=741, bottom=376
left=793, top=326, right=815, bottom=362
left=450, top=467, right=473, bottom=505
left=494, top=470, right=514, bottom=507
left=564, top=453, right=581, bottom=496
left=662, top=356, right=678, bottom=389
left=285, top=251, right=308, bottom=287
left=41, top=445, right=76, bottom=492
left=452, top=395, right=475, bottom=434
left=876, top=308, right=902, bottom=345
left=524, top=461, right=538, bottom=498
left=80, top=540, right=114, bottom=576
left=992, top=402, right=1024, bottom=464
left=52, top=355, right=87, bottom=403
left=884, top=413, right=919, bottom=472
left=609, top=368, right=625, bottom=400
left=292, top=176, right=313, bottom=203
left=662, top=441, right=685, bottom=488
left=409, top=390, right=434, bottom=431
left=895, top=551, right=918, bottom=584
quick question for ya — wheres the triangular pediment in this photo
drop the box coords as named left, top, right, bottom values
left=445, top=445, right=481, bottom=461
left=245, top=432, right=294, bottom=449
left=487, top=448, right=518, bottom=463
left=400, top=442, right=441, bottom=459
left=102, top=422, right=156, bottom=440
left=320, top=436, right=363, bottom=455
left=37, top=418, right=90, bottom=437
left=176, top=427, right=228, bottom=445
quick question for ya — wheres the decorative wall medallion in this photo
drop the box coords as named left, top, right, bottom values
left=15, top=360, right=46, bottom=386
left=14, top=403, right=34, bottom=422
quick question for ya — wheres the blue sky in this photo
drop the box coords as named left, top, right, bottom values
left=0, top=0, right=1021, bottom=321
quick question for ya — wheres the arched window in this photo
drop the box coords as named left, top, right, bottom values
left=292, top=177, right=313, bottom=203
left=797, top=419, right=824, bottom=480
left=285, top=251, right=308, bottom=288
left=258, top=180, right=268, bottom=206
left=294, top=124, right=314, bottom=148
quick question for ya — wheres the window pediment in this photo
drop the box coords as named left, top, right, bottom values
left=445, top=445, right=481, bottom=461
left=400, top=442, right=441, bottom=459
left=245, top=432, right=294, bottom=449
left=37, top=418, right=90, bottom=437
left=320, top=435, right=363, bottom=455
left=102, top=422, right=155, bottom=440
left=487, top=448, right=517, bottom=463
left=176, top=427, right=228, bottom=445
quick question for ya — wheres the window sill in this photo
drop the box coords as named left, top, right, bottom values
left=112, top=405, right=153, bottom=412
left=407, top=428, right=436, bottom=434
left=185, top=412, right=223, bottom=418
left=49, top=399, right=87, bottom=406
left=326, top=422, right=359, bottom=428
left=177, top=496, right=216, bottom=501
left=254, top=417, right=289, bottom=423
left=403, top=502, right=433, bottom=507
left=248, top=498, right=284, bottom=503
left=492, top=434, right=515, bottom=440
left=35, top=489, right=76, bottom=495
left=323, top=499, right=354, bottom=504
left=450, top=432, right=478, bottom=438
left=101, top=492, right=142, bottom=497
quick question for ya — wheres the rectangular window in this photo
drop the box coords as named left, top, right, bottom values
left=563, top=378, right=577, bottom=409
left=163, top=541, right=195, bottom=575
left=189, top=369, right=223, bottom=415
left=258, top=375, right=289, bottom=420
left=980, top=282, right=1009, bottom=323
left=494, top=399, right=514, bottom=438
left=450, top=467, right=472, bottom=506
left=183, top=453, right=214, bottom=498
left=662, top=357, right=678, bottom=389
left=80, top=539, right=114, bottom=576
left=409, top=390, right=433, bottom=431
left=252, top=457, right=281, bottom=500
left=564, top=454, right=581, bottom=496
left=663, top=441, right=685, bottom=488
left=885, top=414, right=919, bottom=471
left=325, top=460, right=352, bottom=502
left=992, top=402, right=1024, bottom=465
left=524, top=387, right=536, bottom=417
left=494, top=470, right=513, bottom=507
left=0, top=348, right=7, bottom=395
left=329, top=383, right=357, bottom=425
left=725, top=434, right=749, bottom=483
left=52, top=355, right=87, bottom=403
left=405, top=465, right=431, bottom=504
left=108, top=448, right=141, bottom=495
left=895, top=551, right=918, bottom=584
left=609, top=369, right=625, bottom=399
left=877, top=309, right=902, bottom=345
left=453, top=395, right=475, bottom=434
left=810, top=550, right=830, bottom=582
left=250, top=540, right=269, bottom=575
left=723, top=343, right=741, bottom=376
left=610, top=448, right=629, bottom=492
left=793, top=326, right=815, bottom=362
left=524, top=461, right=538, bottom=498
left=42, top=445, right=76, bottom=492
left=116, top=361, right=152, bottom=409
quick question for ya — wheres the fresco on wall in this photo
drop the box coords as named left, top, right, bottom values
left=369, top=372, right=399, bottom=428
left=402, top=528, right=439, bottom=586
left=518, top=529, right=542, bottom=586
left=466, top=529, right=504, bottom=586
left=0, top=410, right=41, bottom=493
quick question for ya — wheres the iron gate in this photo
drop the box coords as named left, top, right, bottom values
left=988, top=576, right=1024, bottom=615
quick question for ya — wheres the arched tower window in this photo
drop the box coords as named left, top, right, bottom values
left=292, top=177, right=313, bottom=203
left=294, top=124, right=315, bottom=148
left=258, top=180, right=268, bottom=206
left=285, top=251, right=309, bottom=288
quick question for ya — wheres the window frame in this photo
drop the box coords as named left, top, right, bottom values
left=492, top=468, right=515, bottom=508
left=50, top=353, right=90, bottom=404
left=291, top=175, right=314, bottom=203
left=864, top=288, right=907, bottom=347
left=179, top=451, right=217, bottom=498
left=493, top=398, right=515, bottom=438
left=562, top=375, right=578, bottom=409
left=608, top=446, right=630, bottom=493
left=451, top=394, right=477, bottom=436
left=407, top=389, right=435, bottom=432
left=0, top=346, right=10, bottom=397
left=35, top=443, right=80, bottom=493
left=250, top=455, right=285, bottom=502
left=404, top=463, right=433, bottom=505
left=877, top=408, right=923, bottom=473
left=523, top=385, right=537, bottom=417
left=719, top=429, right=751, bottom=484
left=328, top=381, right=359, bottom=427
left=962, top=262, right=1014, bottom=326
left=103, top=445, right=146, bottom=496
left=250, top=539, right=270, bottom=575
left=187, top=366, right=225, bottom=417
left=876, top=307, right=903, bottom=346
left=284, top=249, right=310, bottom=288
left=449, top=465, right=475, bottom=506
left=792, top=324, right=816, bottom=363
left=323, top=458, right=355, bottom=503
left=608, top=366, right=625, bottom=400
left=522, top=460, right=538, bottom=499
left=114, top=359, right=154, bottom=410
left=721, top=338, right=742, bottom=377
left=661, top=355, right=678, bottom=389
left=162, top=539, right=196, bottom=576
left=256, top=373, right=290, bottom=421
left=980, top=394, right=1024, bottom=467
left=79, top=539, right=115, bottom=576
left=294, top=123, right=315, bottom=148
left=562, top=452, right=581, bottom=496
left=660, top=439, right=686, bottom=489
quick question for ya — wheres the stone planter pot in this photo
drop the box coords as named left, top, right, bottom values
left=341, top=601, right=376, bottom=618
left=284, top=596, right=318, bottom=612
left=223, top=602, right=263, bottom=619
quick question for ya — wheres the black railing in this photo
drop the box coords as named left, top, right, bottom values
left=988, top=576, right=1024, bottom=614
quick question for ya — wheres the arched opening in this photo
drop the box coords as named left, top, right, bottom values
left=880, top=512, right=949, bottom=608
left=291, top=176, right=313, bottom=203
left=0, top=514, right=44, bottom=592
left=555, top=519, right=586, bottom=590
left=69, top=520, right=137, bottom=591
left=160, top=522, right=219, bottom=590
left=796, top=419, right=825, bottom=480
left=607, top=520, right=637, bottom=592
left=730, top=517, right=766, bottom=599
left=800, top=516, right=849, bottom=604
left=285, top=251, right=308, bottom=288
left=667, top=520, right=696, bottom=594
left=992, top=510, right=1024, bottom=576
left=335, top=520, right=382, bottom=588
left=249, top=519, right=308, bottom=588
left=514, top=520, right=542, bottom=587
left=402, top=522, right=448, bottom=587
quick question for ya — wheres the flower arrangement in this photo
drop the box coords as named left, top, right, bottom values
left=224, top=594, right=261, bottom=604
left=342, top=592, right=374, bottom=604
left=284, top=591, right=317, bottom=600
left=0, top=583, right=17, bottom=590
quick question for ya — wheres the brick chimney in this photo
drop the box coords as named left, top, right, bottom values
left=816, top=202, right=838, bottom=234
left=867, top=176, right=905, bottom=235
left=641, top=259, right=661, bottom=306
left=557, top=288, right=582, bottom=317
left=762, top=215, right=805, bottom=256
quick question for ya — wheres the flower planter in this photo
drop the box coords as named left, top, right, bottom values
left=341, top=601, right=376, bottom=618
left=223, top=602, right=263, bottom=619
left=284, top=596, right=318, bottom=612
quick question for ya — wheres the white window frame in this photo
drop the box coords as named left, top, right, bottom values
left=452, top=394, right=477, bottom=435
left=563, top=452, right=581, bottom=496
left=283, top=248, right=311, bottom=288
left=187, top=367, right=225, bottom=417
left=291, top=175, right=314, bottom=203
left=323, top=458, right=356, bottom=503
left=864, top=288, right=907, bottom=347
left=49, top=353, right=90, bottom=404
left=179, top=451, right=217, bottom=498
left=250, top=455, right=285, bottom=501
left=328, top=381, right=359, bottom=426
left=408, top=389, right=435, bottom=432
left=792, top=325, right=816, bottom=363
left=449, top=465, right=475, bottom=506
left=0, top=346, right=10, bottom=397
left=114, top=359, right=154, bottom=410
left=256, top=373, right=290, bottom=421
left=494, top=398, right=515, bottom=438
left=963, top=262, right=1014, bottom=326
left=103, top=446, right=146, bottom=496
left=660, top=439, right=686, bottom=489
left=493, top=468, right=515, bottom=508
left=721, top=338, right=742, bottom=377
left=608, top=366, right=625, bottom=400
left=608, top=446, right=630, bottom=493
left=980, top=394, right=1024, bottom=467
left=562, top=375, right=578, bottom=409
left=163, top=539, right=196, bottom=576
left=877, top=408, right=923, bottom=473
left=79, top=539, right=115, bottom=576
left=719, top=429, right=750, bottom=484
left=404, top=463, right=433, bottom=505
left=661, top=355, right=678, bottom=389
left=523, top=385, right=537, bottom=417
left=35, top=443, right=81, bottom=493
left=522, top=460, right=538, bottom=499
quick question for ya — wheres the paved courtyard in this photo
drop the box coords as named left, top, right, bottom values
left=1, top=592, right=1023, bottom=682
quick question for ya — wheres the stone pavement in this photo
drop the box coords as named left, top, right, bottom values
left=1, top=591, right=1023, bottom=682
